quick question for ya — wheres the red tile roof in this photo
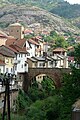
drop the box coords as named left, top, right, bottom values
left=67, top=46, right=74, bottom=51
left=0, top=48, right=15, bottom=57
left=28, top=39, right=39, bottom=46
left=68, top=56, right=74, bottom=61
left=4, top=45, right=18, bottom=53
left=53, top=48, right=66, bottom=52
left=0, top=30, right=8, bottom=38
left=14, top=38, right=26, bottom=48
left=9, top=44, right=27, bottom=53
left=24, top=29, right=33, bottom=34
left=6, top=36, right=16, bottom=46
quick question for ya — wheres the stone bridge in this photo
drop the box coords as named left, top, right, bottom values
left=19, top=68, right=71, bottom=93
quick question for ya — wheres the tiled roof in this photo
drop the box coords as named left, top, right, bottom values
left=27, top=57, right=37, bottom=62
left=35, top=36, right=42, bottom=39
left=32, top=56, right=45, bottom=61
left=0, top=30, right=8, bottom=38
left=6, top=37, right=27, bottom=53
left=68, top=56, right=74, bottom=61
left=24, top=29, right=33, bottom=34
left=0, top=48, right=15, bottom=57
left=6, top=36, right=16, bottom=46
left=4, top=45, right=18, bottom=53
left=9, top=44, right=27, bottom=53
left=14, top=38, right=26, bottom=48
left=67, top=46, right=74, bottom=50
left=53, top=48, right=66, bottom=52
left=0, top=45, right=16, bottom=57
left=28, top=39, right=39, bottom=46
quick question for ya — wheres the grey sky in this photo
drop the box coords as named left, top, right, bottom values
left=64, top=0, right=80, bottom=4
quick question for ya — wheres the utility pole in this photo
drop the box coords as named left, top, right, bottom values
left=2, top=74, right=11, bottom=120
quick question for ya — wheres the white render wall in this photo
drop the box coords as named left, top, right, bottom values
left=26, top=41, right=36, bottom=58
left=0, top=66, right=5, bottom=73
left=15, top=53, right=28, bottom=74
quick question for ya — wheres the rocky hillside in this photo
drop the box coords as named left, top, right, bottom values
left=0, top=0, right=80, bottom=29
left=0, top=4, right=80, bottom=35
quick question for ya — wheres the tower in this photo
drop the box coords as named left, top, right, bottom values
left=9, top=23, right=24, bottom=40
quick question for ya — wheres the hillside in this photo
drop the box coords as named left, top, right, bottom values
left=0, top=4, right=80, bottom=35
left=0, top=0, right=80, bottom=30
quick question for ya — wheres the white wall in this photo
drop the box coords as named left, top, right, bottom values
left=14, top=53, right=28, bottom=74
left=0, top=66, right=5, bottom=73
left=26, top=41, right=36, bottom=57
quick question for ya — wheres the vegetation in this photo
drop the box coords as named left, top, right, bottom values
left=74, top=44, right=80, bottom=65
left=3, top=0, right=80, bottom=21
left=50, top=2, right=80, bottom=19
left=3, top=44, right=79, bottom=120
left=43, top=30, right=68, bottom=49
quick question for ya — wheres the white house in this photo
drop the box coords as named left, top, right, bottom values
left=53, top=48, right=68, bottom=68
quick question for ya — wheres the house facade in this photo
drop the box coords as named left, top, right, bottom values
left=53, top=48, right=68, bottom=68
left=0, top=45, right=15, bottom=74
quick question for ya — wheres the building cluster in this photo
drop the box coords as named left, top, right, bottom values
left=0, top=23, right=69, bottom=76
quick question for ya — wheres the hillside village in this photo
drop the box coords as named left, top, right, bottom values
left=0, top=22, right=79, bottom=85
left=0, top=19, right=80, bottom=120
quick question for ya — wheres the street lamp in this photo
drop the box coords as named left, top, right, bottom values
left=2, top=73, right=11, bottom=120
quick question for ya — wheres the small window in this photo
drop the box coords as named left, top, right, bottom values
left=17, top=30, right=19, bottom=32
left=27, top=53, right=30, bottom=56
left=6, top=68, right=8, bottom=73
left=0, top=69, right=1, bottom=73
left=19, top=54, right=20, bottom=57
left=25, top=54, right=26, bottom=57
left=15, top=66, right=17, bottom=70
left=21, top=64, right=23, bottom=68
left=39, top=63, right=42, bottom=66
left=21, top=54, right=23, bottom=57
left=11, top=68, right=13, bottom=72
left=6, top=58, right=9, bottom=63
left=11, top=59, right=13, bottom=63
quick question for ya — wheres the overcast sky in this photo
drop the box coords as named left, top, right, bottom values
left=64, top=0, right=80, bottom=4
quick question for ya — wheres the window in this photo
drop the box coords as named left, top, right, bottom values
left=0, top=69, right=1, bottom=73
left=11, top=59, right=13, bottom=63
left=21, top=64, right=23, bottom=68
left=6, top=68, right=8, bottom=73
left=15, top=66, right=17, bottom=70
left=39, top=63, right=42, bottom=66
left=21, top=54, right=23, bottom=57
left=11, top=68, right=13, bottom=72
left=27, top=53, right=30, bottom=56
left=39, top=63, right=45, bottom=67
left=43, top=63, right=45, bottom=67
left=6, top=58, right=9, bottom=63
left=19, top=54, right=20, bottom=57
left=25, top=54, right=26, bottom=57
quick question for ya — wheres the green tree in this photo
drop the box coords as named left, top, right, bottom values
left=74, top=44, right=80, bottom=67
left=50, top=31, right=58, bottom=37
left=60, top=67, right=80, bottom=120
left=54, top=36, right=68, bottom=48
